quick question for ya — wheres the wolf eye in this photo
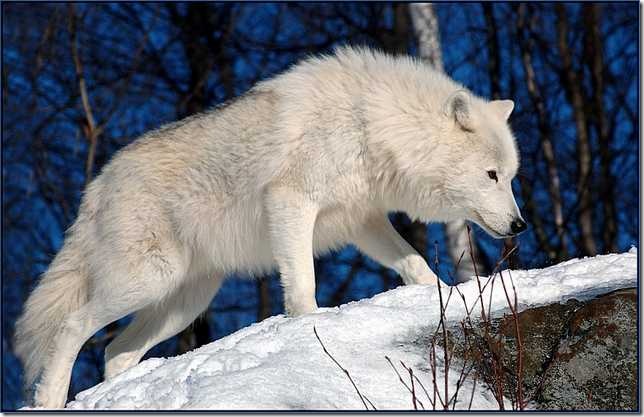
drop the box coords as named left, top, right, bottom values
left=487, top=170, right=498, bottom=182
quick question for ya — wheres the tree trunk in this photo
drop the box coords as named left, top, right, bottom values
left=555, top=4, right=597, bottom=257
left=516, top=4, right=568, bottom=261
left=257, top=278, right=272, bottom=321
left=583, top=4, right=617, bottom=254
left=410, top=2, right=489, bottom=281
left=409, top=3, right=443, bottom=72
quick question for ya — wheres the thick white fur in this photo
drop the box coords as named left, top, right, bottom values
left=14, top=46, right=523, bottom=408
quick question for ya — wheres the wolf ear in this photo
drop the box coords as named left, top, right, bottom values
left=444, top=90, right=474, bottom=131
left=489, top=100, right=514, bottom=121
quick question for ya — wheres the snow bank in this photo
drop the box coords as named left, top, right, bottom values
left=67, top=249, right=637, bottom=410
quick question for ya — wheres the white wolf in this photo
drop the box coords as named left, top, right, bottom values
left=15, top=46, right=526, bottom=408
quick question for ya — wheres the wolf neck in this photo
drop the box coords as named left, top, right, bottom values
left=364, top=133, right=446, bottom=224
left=359, top=87, right=465, bottom=223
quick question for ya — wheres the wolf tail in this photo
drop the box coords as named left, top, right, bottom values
left=14, top=235, right=90, bottom=387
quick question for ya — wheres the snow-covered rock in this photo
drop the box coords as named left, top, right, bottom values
left=66, top=249, right=637, bottom=410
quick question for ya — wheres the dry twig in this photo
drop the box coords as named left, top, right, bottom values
left=313, top=326, right=376, bottom=410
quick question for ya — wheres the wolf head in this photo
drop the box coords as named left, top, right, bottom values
left=329, top=48, right=526, bottom=238
left=434, top=90, right=527, bottom=238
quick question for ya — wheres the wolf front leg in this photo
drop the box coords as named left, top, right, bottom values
left=264, top=187, right=319, bottom=316
left=353, top=215, right=438, bottom=285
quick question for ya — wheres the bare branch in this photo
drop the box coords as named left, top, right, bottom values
left=313, top=327, right=376, bottom=410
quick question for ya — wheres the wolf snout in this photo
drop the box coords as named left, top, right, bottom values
left=509, top=218, right=527, bottom=235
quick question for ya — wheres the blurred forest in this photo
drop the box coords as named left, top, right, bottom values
left=1, top=2, right=638, bottom=409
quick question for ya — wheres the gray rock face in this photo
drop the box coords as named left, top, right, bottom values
left=450, top=288, right=637, bottom=410
left=537, top=288, right=637, bottom=410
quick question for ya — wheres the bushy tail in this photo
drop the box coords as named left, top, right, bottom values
left=14, top=240, right=89, bottom=387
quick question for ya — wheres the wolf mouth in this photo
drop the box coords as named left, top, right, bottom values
left=472, top=212, right=512, bottom=239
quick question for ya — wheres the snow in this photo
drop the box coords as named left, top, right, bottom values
left=65, top=248, right=637, bottom=410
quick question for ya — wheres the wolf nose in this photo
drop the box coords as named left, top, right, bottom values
left=510, top=218, right=527, bottom=235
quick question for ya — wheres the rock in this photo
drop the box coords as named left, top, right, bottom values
left=448, top=288, right=637, bottom=410
left=536, top=288, right=637, bottom=410
left=497, top=298, right=582, bottom=404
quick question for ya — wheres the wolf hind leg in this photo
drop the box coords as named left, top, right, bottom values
left=104, top=274, right=223, bottom=379
left=33, top=296, right=151, bottom=409
left=34, top=237, right=188, bottom=408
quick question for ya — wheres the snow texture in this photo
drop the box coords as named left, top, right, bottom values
left=64, top=249, right=637, bottom=410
